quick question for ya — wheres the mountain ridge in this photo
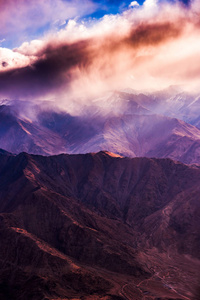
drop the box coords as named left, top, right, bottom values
left=0, top=150, right=199, bottom=299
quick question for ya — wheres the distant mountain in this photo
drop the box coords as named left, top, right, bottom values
left=129, top=87, right=200, bottom=128
left=0, top=104, right=66, bottom=155
left=0, top=151, right=199, bottom=299
left=72, top=114, right=200, bottom=164
left=1, top=90, right=200, bottom=164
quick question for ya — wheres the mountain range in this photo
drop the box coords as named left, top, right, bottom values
left=1, top=88, right=200, bottom=299
left=0, top=150, right=200, bottom=299
left=1, top=88, right=200, bottom=164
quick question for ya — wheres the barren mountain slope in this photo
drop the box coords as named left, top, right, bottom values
left=0, top=151, right=199, bottom=299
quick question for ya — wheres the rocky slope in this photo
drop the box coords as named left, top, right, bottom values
left=0, top=105, right=66, bottom=155
left=0, top=150, right=200, bottom=299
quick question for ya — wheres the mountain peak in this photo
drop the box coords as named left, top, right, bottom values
left=96, top=150, right=124, bottom=158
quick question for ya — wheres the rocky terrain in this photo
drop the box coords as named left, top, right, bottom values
left=0, top=150, right=200, bottom=299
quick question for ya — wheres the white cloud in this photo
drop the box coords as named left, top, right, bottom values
left=143, top=0, right=158, bottom=9
left=129, top=1, right=140, bottom=8
left=15, top=40, right=44, bottom=57
left=0, top=47, right=34, bottom=71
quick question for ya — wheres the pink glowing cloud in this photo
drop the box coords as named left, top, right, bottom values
left=0, top=0, right=200, bottom=101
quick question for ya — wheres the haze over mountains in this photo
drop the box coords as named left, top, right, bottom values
left=1, top=88, right=200, bottom=164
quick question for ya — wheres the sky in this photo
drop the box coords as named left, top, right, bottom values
left=0, top=0, right=199, bottom=104
left=0, top=0, right=190, bottom=49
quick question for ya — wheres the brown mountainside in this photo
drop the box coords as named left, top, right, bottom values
left=0, top=151, right=200, bottom=299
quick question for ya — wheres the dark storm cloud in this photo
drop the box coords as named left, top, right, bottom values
left=125, top=22, right=181, bottom=47
left=0, top=39, right=92, bottom=97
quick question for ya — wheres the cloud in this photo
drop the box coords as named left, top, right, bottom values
left=0, top=38, right=6, bottom=44
left=0, top=47, right=33, bottom=71
left=0, top=0, right=97, bottom=46
left=129, top=1, right=140, bottom=8
left=143, top=0, right=158, bottom=9
left=0, top=0, right=200, bottom=102
left=0, top=39, right=92, bottom=98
